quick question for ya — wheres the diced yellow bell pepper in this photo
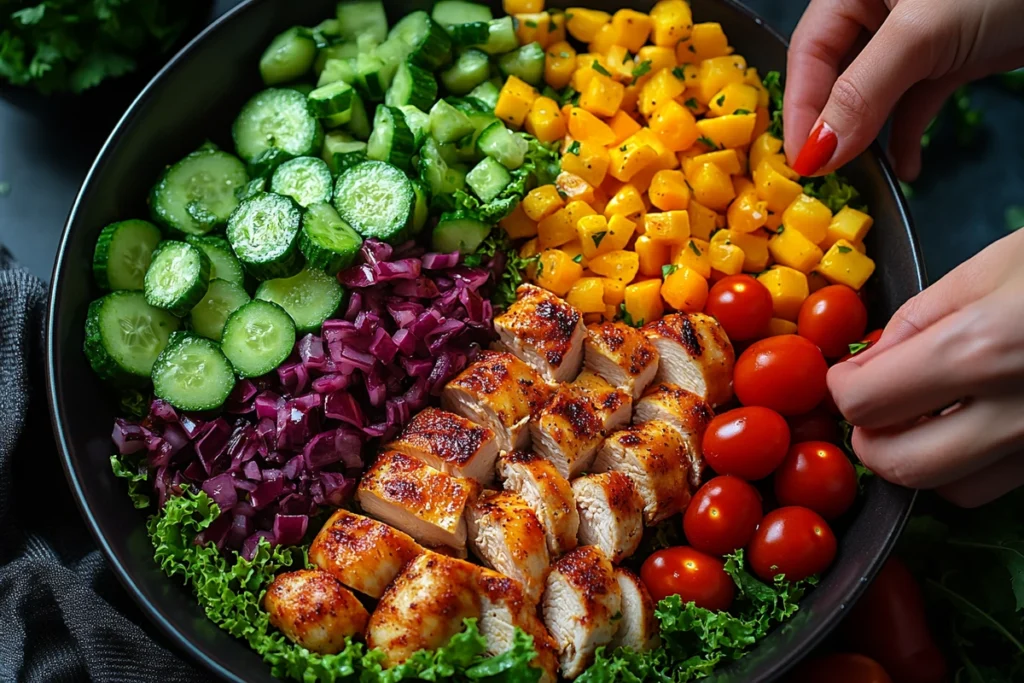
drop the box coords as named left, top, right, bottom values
left=505, top=0, right=543, bottom=13
left=689, top=161, right=735, bottom=211
left=818, top=240, right=876, bottom=290
left=556, top=171, right=595, bottom=205
left=620, top=83, right=641, bottom=115
left=752, top=107, right=770, bottom=139
left=520, top=237, right=540, bottom=259
left=696, top=113, right=756, bottom=149
left=645, top=211, right=690, bottom=244
left=639, top=68, right=686, bottom=118
left=522, top=184, right=564, bottom=222
left=649, top=0, right=693, bottom=46
left=671, top=237, right=711, bottom=278
left=696, top=55, right=746, bottom=103
left=767, top=317, right=798, bottom=337
left=561, top=140, right=610, bottom=187
left=588, top=21, right=622, bottom=54
left=749, top=132, right=783, bottom=172
left=547, top=12, right=567, bottom=45
left=712, top=228, right=770, bottom=272
left=624, top=279, right=664, bottom=326
left=560, top=239, right=586, bottom=265
left=649, top=169, right=690, bottom=211
left=733, top=175, right=755, bottom=196
left=764, top=208, right=782, bottom=232
left=783, top=194, right=832, bottom=245
left=727, top=188, right=768, bottom=234
left=607, top=110, right=642, bottom=146
left=605, top=213, right=636, bottom=250
left=524, top=96, right=566, bottom=143
left=709, top=240, right=744, bottom=276
left=535, top=248, right=583, bottom=296
left=590, top=187, right=610, bottom=215
left=754, top=158, right=804, bottom=213
left=683, top=149, right=742, bottom=177
left=635, top=235, right=671, bottom=277
left=602, top=276, right=627, bottom=305
left=495, top=76, right=538, bottom=129
left=824, top=206, right=874, bottom=248
left=605, top=184, right=645, bottom=218
left=610, top=9, right=652, bottom=52
left=580, top=72, right=626, bottom=117
left=688, top=200, right=719, bottom=240
left=576, top=214, right=609, bottom=258
left=763, top=153, right=801, bottom=181
left=565, top=198, right=596, bottom=223
left=757, top=266, right=809, bottom=321
left=567, top=107, right=616, bottom=145
left=537, top=206, right=577, bottom=250
left=608, top=141, right=659, bottom=182
left=769, top=226, right=824, bottom=273
left=589, top=250, right=640, bottom=282
left=516, top=12, right=554, bottom=48
left=676, top=22, right=732, bottom=63
left=566, top=7, right=610, bottom=42
left=500, top=203, right=539, bottom=240
left=544, top=41, right=577, bottom=90
left=637, top=45, right=677, bottom=82
left=602, top=45, right=636, bottom=82
left=708, top=82, right=760, bottom=117
left=744, top=68, right=770, bottom=106
left=662, top=265, right=708, bottom=312
left=567, top=277, right=606, bottom=313
left=648, top=99, right=700, bottom=152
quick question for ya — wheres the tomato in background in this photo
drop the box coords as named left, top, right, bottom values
left=683, top=475, right=763, bottom=556
left=640, top=546, right=736, bottom=611
left=774, top=442, right=858, bottom=520
left=797, top=285, right=869, bottom=358
left=734, top=335, right=829, bottom=416
left=704, top=275, right=774, bottom=341
left=702, top=407, right=791, bottom=480
left=747, top=506, right=836, bottom=582
left=840, top=328, right=884, bottom=363
left=788, top=408, right=841, bottom=444
left=787, top=653, right=893, bottom=683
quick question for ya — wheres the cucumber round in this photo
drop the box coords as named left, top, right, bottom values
left=84, top=291, right=180, bottom=386
left=270, top=156, right=333, bottom=208
left=144, top=241, right=212, bottom=317
left=226, top=192, right=304, bottom=280
left=366, top=104, right=417, bottom=171
left=260, top=27, right=317, bottom=85
left=92, top=219, right=162, bottom=291
left=190, top=279, right=251, bottom=342
left=221, top=300, right=297, bottom=378
left=255, top=267, right=343, bottom=334
left=300, top=202, right=363, bottom=274
left=152, top=332, right=236, bottom=411
left=232, top=88, right=324, bottom=166
left=432, top=212, right=491, bottom=254
left=332, top=161, right=414, bottom=243
left=185, top=235, right=245, bottom=288
left=149, top=149, right=248, bottom=236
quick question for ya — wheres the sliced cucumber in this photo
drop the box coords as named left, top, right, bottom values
left=150, top=148, right=248, bottom=236
left=152, top=332, right=236, bottom=411
left=226, top=192, right=304, bottom=280
left=237, top=176, right=267, bottom=202
left=372, top=37, right=412, bottom=88
left=432, top=1, right=493, bottom=27
left=388, top=11, right=452, bottom=71
left=270, top=156, right=333, bottom=207
left=410, top=180, right=429, bottom=235
left=366, top=104, right=416, bottom=170
left=186, top=235, right=245, bottom=288
left=190, top=279, right=251, bottom=342
left=354, top=52, right=388, bottom=100
left=345, top=91, right=372, bottom=141
left=289, top=82, right=316, bottom=96
left=466, top=156, right=512, bottom=203
left=448, top=22, right=490, bottom=47
left=333, top=161, right=414, bottom=243
left=260, top=27, right=317, bottom=85
left=468, top=80, right=500, bottom=110
left=315, top=43, right=359, bottom=79
left=308, top=80, right=354, bottom=125
left=93, top=220, right=162, bottom=291
left=144, top=241, right=211, bottom=317
left=221, top=300, right=297, bottom=378
left=430, top=100, right=475, bottom=144
left=384, top=60, right=437, bottom=111
left=232, top=88, right=324, bottom=166
left=300, top=201, right=364, bottom=274
left=337, top=0, right=388, bottom=44
left=419, top=137, right=467, bottom=196
left=84, top=291, right=180, bottom=385
left=498, top=42, right=545, bottom=86
left=477, top=121, right=528, bottom=169
left=322, top=131, right=368, bottom=175
left=398, top=105, right=430, bottom=147
left=441, top=49, right=490, bottom=95
left=317, top=57, right=358, bottom=88
left=480, top=17, right=519, bottom=55
left=256, top=267, right=344, bottom=334
left=432, top=212, right=491, bottom=254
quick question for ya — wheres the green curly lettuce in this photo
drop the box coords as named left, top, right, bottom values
left=109, top=453, right=150, bottom=509
left=802, top=172, right=863, bottom=214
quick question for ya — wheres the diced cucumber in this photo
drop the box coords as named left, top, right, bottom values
left=150, top=148, right=248, bottom=236
left=226, top=192, right=304, bottom=280
left=357, top=33, right=381, bottom=54
left=438, top=141, right=462, bottom=166
left=260, top=27, right=317, bottom=85
left=312, top=18, right=342, bottom=43
left=144, top=241, right=212, bottom=317
left=93, top=220, right=162, bottom=291
left=454, top=131, right=478, bottom=163
left=384, top=60, right=437, bottom=111
left=448, top=22, right=490, bottom=47
left=336, top=0, right=388, bottom=44
left=300, top=201, right=363, bottom=274
left=419, top=137, right=467, bottom=196
left=308, top=80, right=354, bottom=125
left=221, top=300, right=297, bottom=378
left=186, top=235, right=246, bottom=288
left=398, top=105, right=430, bottom=147
left=270, top=156, right=334, bottom=207
left=466, top=156, right=512, bottom=202
left=333, top=161, right=414, bottom=242
left=322, top=131, right=368, bottom=175
left=498, top=42, right=545, bottom=86
left=256, top=267, right=344, bottom=334
left=432, top=212, right=491, bottom=253
left=480, top=17, right=519, bottom=55
left=432, top=1, right=493, bottom=29
left=410, top=180, right=429, bottom=235
left=440, top=49, right=490, bottom=95
left=233, top=88, right=324, bottom=166
left=429, top=99, right=474, bottom=144
left=190, top=279, right=251, bottom=342
left=289, top=83, right=316, bottom=96
left=354, top=52, right=387, bottom=100
left=388, top=11, right=452, bottom=71
left=366, top=105, right=416, bottom=170
left=345, top=91, right=372, bottom=140
left=315, top=42, right=360, bottom=78
left=477, top=121, right=528, bottom=169
left=152, top=332, right=236, bottom=411
left=317, top=57, right=358, bottom=88
left=236, top=176, right=267, bottom=202
left=84, top=291, right=180, bottom=385
left=467, top=81, right=499, bottom=110
left=372, top=37, right=412, bottom=87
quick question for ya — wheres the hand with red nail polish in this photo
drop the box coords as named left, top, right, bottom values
left=783, top=0, right=1024, bottom=179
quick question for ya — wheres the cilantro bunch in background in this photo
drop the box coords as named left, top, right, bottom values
left=0, top=0, right=201, bottom=94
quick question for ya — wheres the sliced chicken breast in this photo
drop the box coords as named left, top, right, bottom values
left=498, top=450, right=580, bottom=557
left=609, top=568, right=660, bottom=653
left=442, top=350, right=553, bottom=453
left=357, top=450, right=477, bottom=554
left=634, top=382, right=714, bottom=488
left=530, top=383, right=605, bottom=479
left=571, top=472, right=644, bottom=564
left=493, top=284, right=586, bottom=383
left=642, top=313, right=735, bottom=407
left=387, top=407, right=500, bottom=485
left=593, top=421, right=692, bottom=525
left=574, top=370, right=632, bottom=431
left=584, top=321, right=660, bottom=399
left=542, top=545, right=622, bottom=679
left=467, top=489, right=551, bottom=604
left=308, top=508, right=423, bottom=599
left=264, top=569, right=370, bottom=654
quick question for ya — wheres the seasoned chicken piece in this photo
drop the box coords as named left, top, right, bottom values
left=634, top=382, right=714, bottom=488
left=542, top=546, right=622, bottom=679
left=467, top=489, right=551, bottom=604
left=264, top=569, right=370, bottom=654
left=309, top=508, right=423, bottom=599
left=357, top=450, right=476, bottom=554
left=593, top=421, right=691, bottom=524
left=573, top=370, right=632, bottom=432
left=443, top=351, right=553, bottom=453
left=388, top=407, right=500, bottom=484
left=571, top=473, right=644, bottom=564
left=609, top=568, right=660, bottom=653
left=493, top=284, right=586, bottom=383
left=367, top=552, right=482, bottom=667
left=584, top=321, right=660, bottom=399
left=499, top=450, right=580, bottom=557
left=642, top=313, right=735, bottom=407
left=530, top=383, right=604, bottom=479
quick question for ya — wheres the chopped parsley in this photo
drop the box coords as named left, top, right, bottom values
left=688, top=44, right=696, bottom=53
left=671, top=66, right=687, bottom=80
left=592, top=231, right=608, bottom=247
left=557, top=86, right=580, bottom=107
left=716, top=95, right=726, bottom=107
left=763, top=70, right=784, bottom=139
left=567, top=140, right=581, bottom=155
left=618, top=303, right=643, bottom=328
left=848, top=341, right=871, bottom=356
left=803, top=172, right=863, bottom=213
left=697, top=135, right=721, bottom=150
left=776, top=225, right=785, bottom=234
left=548, top=17, right=556, bottom=32
left=684, top=97, right=699, bottom=110
left=837, top=245, right=853, bottom=254
left=688, top=240, right=702, bottom=256
left=619, top=145, right=628, bottom=152
left=592, top=60, right=611, bottom=77
left=524, top=19, right=538, bottom=28
left=572, top=253, right=583, bottom=263
left=631, top=60, right=652, bottom=84
left=734, top=108, right=751, bottom=115
left=662, top=264, right=679, bottom=278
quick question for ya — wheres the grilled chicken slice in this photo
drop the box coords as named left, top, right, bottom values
left=584, top=321, right=660, bottom=399
left=493, top=284, right=586, bottom=383
left=571, top=473, right=644, bottom=564
left=634, top=382, right=714, bottom=488
left=573, top=370, right=632, bottom=432
left=357, top=450, right=477, bottom=554
left=387, top=407, right=500, bottom=485
left=442, top=350, right=553, bottom=453
left=593, top=421, right=692, bottom=525
left=467, top=489, right=551, bottom=604
left=367, top=552, right=482, bottom=667
left=542, top=545, right=622, bottom=679
left=308, top=508, right=423, bottom=599
left=530, top=383, right=604, bottom=479
left=608, top=568, right=660, bottom=653
left=642, top=313, right=735, bottom=407
left=499, top=450, right=580, bottom=557
left=264, top=569, right=370, bottom=654
left=477, top=567, right=560, bottom=683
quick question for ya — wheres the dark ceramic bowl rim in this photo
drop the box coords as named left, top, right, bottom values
left=46, top=1, right=924, bottom=680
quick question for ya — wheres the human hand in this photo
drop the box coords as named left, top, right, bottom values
left=827, top=229, right=1024, bottom=507
left=783, top=0, right=1024, bottom=179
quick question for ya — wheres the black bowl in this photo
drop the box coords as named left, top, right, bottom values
left=46, top=0, right=924, bottom=680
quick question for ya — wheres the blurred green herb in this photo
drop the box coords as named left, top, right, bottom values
left=1005, top=205, right=1024, bottom=232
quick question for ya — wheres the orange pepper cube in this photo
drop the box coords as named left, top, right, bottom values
left=671, top=237, right=711, bottom=278
left=561, top=140, right=610, bottom=187
left=649, top=170, right=691, bottom=211
left=644, top=211, right=690, bottom=244
left=523, top=184, right=565, bottom=222
left=557, top=171, right=596, bottom=205
left=525, top=96, right=567, bottom=143
left=783, top=194, right=832, bottom=245
left=602, top=276, right=627, bottom=305
left=688, top=200, right=721, bottom=240
left=683, top=149, right=743, bottom=177
left=709, top=240, right=744, bottom=276
left=580, top=73, right=626, bottom=118
left=607, top=110, right=643, bottom=146
left=504, top=0, right=543, bottom=14
left=589, top=250, right=640, bottom=283
left=678, top=23, right=733, bottom=64
left=500, top=204, right=538, bottom=239
left=567, top=277, right=606, bottom=313
left=689, top=161, right=736, bottom=212
left=635, top=235, right=671, bottom=277
left=697, top=55, right=747, bottom=103
left=754, top=159, right=805, bottom=213
left=577, top=214, right=609, bottom=257
left=623, top=279, right=664, bottom=326
left=661, top=265, right=708, bottom=313
left=608, top=141, right=658, bottom=182
left=649, top=0, right=693, bottom=47
left=495, top=76, right=539, bottom=129
left=535, top=248, right=584, bottom=296
left=696, top=113, right=757, bottom=149
left=604, top=184, right=645, bottom=218
left=708, top=82, right=760, bottom=117
left=545, top=41, right=577, bottom=90
left=768, top=226, right=824, bottom=273
left=568, top=107, right=617, bottom=146
left=727, top=189, right=769, bottom=234
left=757, top=266, right=809, bottom=321
left=648, top=100, right=700, bottom=152
left=566, top=7, right=610, bottom=42
left=611, top=9, right=652, bottom=52
left=603, top=46, right=636, bottom=83
left=537, top=206, right=578, bottom=249
left=638, top=68, right=687, bottom=118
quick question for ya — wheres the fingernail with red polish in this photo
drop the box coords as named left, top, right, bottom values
left=792, top=121, right=838, bottom=176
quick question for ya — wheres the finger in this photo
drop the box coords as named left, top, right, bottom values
left=935, top=450, right=1024, bottom=508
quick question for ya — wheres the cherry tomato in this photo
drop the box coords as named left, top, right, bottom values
left=702, top=407, right=791, bottom=480
left=683, top=475, right=763, bottom=555
left=747, top=506, right=836, bottom=582
left=797, top=285, right=869, bottom=358
left=839, top=328, right=884, bottom=363
left=640, top=546, right=736, bottom=611
left=788, top=653, right=893, bottom=683
left=788, top=408, right=841, bottom=444
left=704, top=275, right=773, bottom=341
left=734, top=335, right=829, bottom=416
left=774, top=441, right=857, bottom=520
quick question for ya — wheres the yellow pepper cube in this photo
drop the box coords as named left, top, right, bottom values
left=683, top=149, right=742, bottom=177
left=576, top=214, right=609, bottom=258
left=589, top=250, right=640, bottom=283
left=676, top=22, right=732, bottom=63
left=588, top=21, right=622, bottom=54
left=572, top=56, right=598, bottom=92
left=602, top=276, right=627, bottom=306
left=824, top=206, right=875, bottom=248
left=639, top=68, right=687, bottom=118
left=504, top=0, right=543, bottom=14
left=744, top=68, right=771, bottom=107
left=763, top=153, right=801, bottom=181
left=607, top=110, right=642, bottom=146
left=565, top=199, right=597, bottom=224
left=671, top=238, right=711, bottom=279
left=524, top=96, right=567, bottom=143
left=644, top=211, right=690, bottom=244
left=661, top=265, right=708, bottom=313
left=688, top=200, right=719, bottom=240
left=567, top=277, right=606, bottom=313
left=696, top=55, right=746, bottom=103
left=604, top=214, right=636, bottom=250
left=750, top=132, right=784, bottom=173
left=708, top=83, right=760, bottom=117
left=768, top=226, right=824, bottom=273
left=649, top=0, right=693, bottom=47
left=495, top=76, right=539, bottom=129
left=696, top=113, right=757, bottom=149
left=566, top=7, right=610, bottom=42
left=757, top=266, right=809, bottom=321
left=568, top=107, right=616, bottom=146
left=767, top=318, right=798, bottom=337
left=648, top=100, right=700, bottom=152
left=557, top=171, right=596, bottom=205
left=712, top=229, right=770, bottom=272
left=516, top=13, right=552, bottom=48
left=600, top=46, right=634, bottom=82
left=523, top=184, right=565, bottom=222
left=500, top=203, right=539, bottom=240
left=535, top=248, right=584, bottom=296
left=689, top=161, right=736, bottom=212
left=764, top=208, right=782, bottom=232
left=608, top=142, right=659, bottom=182
left=727, top=189, right=769, bottom=234
left=604, top=184, right=645, bottom=218
left=520, top=237, right=540, bottom=260
left=545, top=41, right=577, bottom=90
left=537, top=206, right=578, bottom=250
left=818, top=240, right=876, bottom=290
left=649, top=170, right=691, bottom=211
left=610, top=9, right=652, bottom=52
left=580, top=73, right=626, bottom=117
left=733, top=176, right=755, bottom=196
left=709, top=241, right=744, bottom=276
left=561, top=140, right=610, bottom=187
left=637, top=46, right=678, bottom=82
left=754, top=159, right=805, bottom=213
left=635, top=235, right=671, bottom=277
left=560, top=239, right=586, bottom=266
left=783, top=194, right=832, bottom=245
left=624, top=279, right=664, bottom=325
left=620, top=83, right=641, bottom=115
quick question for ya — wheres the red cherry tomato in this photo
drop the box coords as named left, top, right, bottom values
left=640, top=546, right=736, bottom=611
left=747, top=506, right=837, bottom=582
left=774, top=441, right=858, bottom=520
left=797, top=285, right=869, bottom=358
left=734, top=335, right=829, bottom=416
left=702, top=407, right=791, bottom=480
left=683, top=475, right=763, bottom=555
left=788, top=408, right=841, bottom=444
left=839, top=328, right=884, bottom=363
left=704, top=275, right=774, bottom=341
left=787, top=653, right=894, bottom=683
